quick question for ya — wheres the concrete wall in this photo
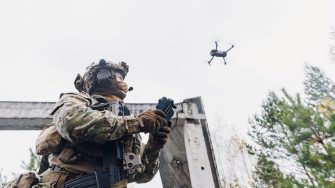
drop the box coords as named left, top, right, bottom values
left=158, top=98, right=221, bottom=188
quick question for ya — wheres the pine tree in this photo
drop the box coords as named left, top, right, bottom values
left=249, top=65, right=335, bottom=187
left=304, top=65, right=334, bottom=103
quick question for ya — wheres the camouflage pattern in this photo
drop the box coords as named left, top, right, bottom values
left=74, top=60, right=130, bottom=99
left=40, top=92, right=160, bottom=187
left=4, top=172, right=38, bottom=188
left=7, top=60, right=162, bottom=188
left=51, top=92, right=129, bottom=144
left=35, top=125, right=63, bottom=155
left=84, top=60, right=129, bottom=80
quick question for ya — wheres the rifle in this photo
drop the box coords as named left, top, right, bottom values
left=65, top=98, right=176, bottom=188
left=65, top=102, right=128, bottom=188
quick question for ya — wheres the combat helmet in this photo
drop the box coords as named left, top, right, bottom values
left=74, top=59, right=129, bottom=99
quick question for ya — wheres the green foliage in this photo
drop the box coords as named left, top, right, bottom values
left=0, top=149, right=40, bottom=187
left=253, top=153, right=305, bottom=188
left=303, top=65, right=334, bottom=103
left=21, top=148, right=41, bottom=171
left=249, top=65, right=335, bottom=187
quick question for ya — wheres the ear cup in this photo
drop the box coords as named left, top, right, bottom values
left=74, top=74, right=84, bottom=92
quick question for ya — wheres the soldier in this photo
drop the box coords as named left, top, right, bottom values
left=6, top=59, right=171, bottom=188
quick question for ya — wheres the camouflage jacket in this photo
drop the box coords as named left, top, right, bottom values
left=49, top=92, right=160, bottom=184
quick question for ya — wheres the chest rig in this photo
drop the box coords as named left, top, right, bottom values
left=65, top=96, right=144, bottom=188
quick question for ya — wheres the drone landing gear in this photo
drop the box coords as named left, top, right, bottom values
left=223, top=58, right=227, bottom=65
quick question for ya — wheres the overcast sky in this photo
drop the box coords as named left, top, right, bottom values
left=0, top=0, right=335, bottom=187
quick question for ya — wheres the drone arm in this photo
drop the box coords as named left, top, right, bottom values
left=208, top=56, right=214, bottom=65
left=225, top=45, right=234, bottom=53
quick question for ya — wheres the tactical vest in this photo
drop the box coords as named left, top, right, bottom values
left=36, top=95, right=144, bottom=187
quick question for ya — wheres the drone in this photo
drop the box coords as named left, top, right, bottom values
left=208, top=41, right=234, bottom=65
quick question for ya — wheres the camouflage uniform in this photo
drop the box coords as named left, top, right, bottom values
left=5, top=60, right=169, bottom=188
left=35, top=92, right=161, bottom=188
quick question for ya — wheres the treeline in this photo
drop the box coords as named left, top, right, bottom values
left=248, top=65, right=335, bottom=187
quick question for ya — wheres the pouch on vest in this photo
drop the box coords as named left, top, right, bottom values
left=36, top=124, right=64, bottom=155
left=6, top=172, right=38, bottom=188
left=58, top=147, right=78, bottom=163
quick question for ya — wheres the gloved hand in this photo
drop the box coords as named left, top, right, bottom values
left=137, top=109, right=167, bottom=134
left=146, top=121, right=172, bottom=152
left=153, top=122, right=171, bottom=147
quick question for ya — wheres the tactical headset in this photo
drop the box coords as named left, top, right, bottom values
left=74, top=59, right=129, bottom=96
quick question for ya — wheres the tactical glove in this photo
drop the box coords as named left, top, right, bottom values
left=137, top=109, right=167, bottom=134
left=146, top=121, right=171, bottom=152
